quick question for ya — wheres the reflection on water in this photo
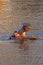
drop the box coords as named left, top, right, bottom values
left=0, top=0, right=12, bottom=35
left=0, top=32, right=43, bottom=65
left=0, top=0, right=43, bottom=65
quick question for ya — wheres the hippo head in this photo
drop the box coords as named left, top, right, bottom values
left=22, top=23, right=31, bottom=32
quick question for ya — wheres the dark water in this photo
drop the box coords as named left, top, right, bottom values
left=0, top=0, right=43, bottom=65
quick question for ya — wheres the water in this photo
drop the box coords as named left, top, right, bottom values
left=0, top=0, right=43, bottom=65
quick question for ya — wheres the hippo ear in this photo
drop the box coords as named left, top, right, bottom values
left=22, top=23, right=31, bottom=27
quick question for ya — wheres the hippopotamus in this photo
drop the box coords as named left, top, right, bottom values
left=6, top=23, right=38, bottom=48
left=8, top=23, right=31, bottom=40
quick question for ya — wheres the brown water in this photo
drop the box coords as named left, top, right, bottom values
left=0, top=0, right=43, bottom=65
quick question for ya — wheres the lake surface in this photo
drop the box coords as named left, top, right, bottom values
left=0, top=0, right=43, bottom=65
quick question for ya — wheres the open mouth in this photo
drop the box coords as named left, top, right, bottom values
left=22, top=32, right=25, bottom=37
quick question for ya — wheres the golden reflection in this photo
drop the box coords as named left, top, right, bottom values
left=0, top=0, right=12, bottom=32
left=0, top=0, right=11, bottom=23
left=0, top=0, right=10, bottom=5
